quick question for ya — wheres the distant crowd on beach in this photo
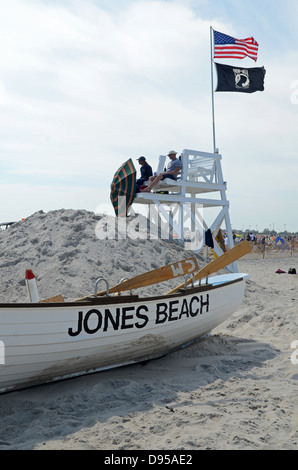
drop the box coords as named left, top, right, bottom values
left=230, top=232, right=298, bottom=254
left=237, top=233, right=297, bottom=245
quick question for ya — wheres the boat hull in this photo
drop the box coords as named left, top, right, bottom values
left=0, top=274, right=247, bottom=393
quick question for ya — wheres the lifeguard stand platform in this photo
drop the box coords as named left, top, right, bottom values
left=133, top=148, right=237, bottom=273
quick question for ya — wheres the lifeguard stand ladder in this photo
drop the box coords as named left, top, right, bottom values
left=133, top=148, right=237, bottom=273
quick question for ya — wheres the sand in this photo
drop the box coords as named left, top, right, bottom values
left=0, top=209, right=297, bottom=450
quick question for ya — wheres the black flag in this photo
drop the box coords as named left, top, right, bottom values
left=215, top=62, right=266, bottom=93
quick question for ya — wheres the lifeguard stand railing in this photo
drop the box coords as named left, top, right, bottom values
left=133, top=149, right=237, bottom=272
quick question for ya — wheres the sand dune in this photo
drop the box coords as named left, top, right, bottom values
left=0, top=210, right=297, bottom=450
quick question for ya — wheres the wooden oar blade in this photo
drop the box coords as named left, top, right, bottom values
left=166, top=241, right=251, bottom=295
left=72, top=257, right=199, bottom=302
left=194, top=240, right=251, bottom=281
left=110, top=257, right=199, bottom=294
left=40, top=294, right=65, bottom=303
left=74, top=241, right=250, bottom=301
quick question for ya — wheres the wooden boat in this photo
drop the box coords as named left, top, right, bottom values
left=0, top=271, right=248, bottom=394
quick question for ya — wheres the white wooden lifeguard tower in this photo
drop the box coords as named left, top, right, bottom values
left=133, top=148, right=237, bottom=273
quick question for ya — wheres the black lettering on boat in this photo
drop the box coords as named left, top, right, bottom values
left=103, top=308, right=120, bottom=332
left=200, top=294, right=209, bottom=314
left=68, top=311, right=83, bottom=337
left=135, top=306, right=149, bottom=329
left=155, top=303, right=168, bottom=324
left=121, top=306, right=135, bottom=329
left=189, top=296, right=200, bottom=317
left=68, top=294, right=211, bottom=338
left=168, top=300, right=179, bottom=321
left=84, top=309, right=103, bottom=334
left=178, top=298, right=189, bottom=319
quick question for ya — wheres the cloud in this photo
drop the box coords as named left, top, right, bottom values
left=0, top=0, right=297, bottom=232
left=0, top=0, right=210, bottom=173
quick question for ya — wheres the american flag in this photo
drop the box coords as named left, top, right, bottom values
left=213, top=30, right=259, bottom=62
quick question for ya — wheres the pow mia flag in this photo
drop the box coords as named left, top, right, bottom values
left=215, top=62, right=266, bottom=93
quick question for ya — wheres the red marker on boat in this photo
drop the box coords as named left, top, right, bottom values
left=25, top=269, right=40, bottom=303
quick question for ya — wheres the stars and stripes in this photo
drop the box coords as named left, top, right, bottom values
left=213, top=30, right=259, bottom=62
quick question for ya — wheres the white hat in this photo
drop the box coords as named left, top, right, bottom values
left=167, top=150, right=177, bottom=156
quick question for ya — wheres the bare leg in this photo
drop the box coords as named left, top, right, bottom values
left=142, top=173, right=163, bottom=192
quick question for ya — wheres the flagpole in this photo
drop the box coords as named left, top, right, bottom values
left=210, top=26, right=217, bottom=153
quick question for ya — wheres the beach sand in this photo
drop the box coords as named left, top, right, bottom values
left=0, top=209, right=297, bottom=450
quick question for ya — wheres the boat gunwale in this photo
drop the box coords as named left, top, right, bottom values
left=0, top=276, right=245, bottom=309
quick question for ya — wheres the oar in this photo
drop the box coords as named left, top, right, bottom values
left=73, top=257, right=199, bottom=301
left=166, top=240, right=251, bottom=295
left=40, top=294, right=65, bottom=303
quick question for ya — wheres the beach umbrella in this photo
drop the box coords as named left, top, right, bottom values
left=110, top=158, right=136, bottom=217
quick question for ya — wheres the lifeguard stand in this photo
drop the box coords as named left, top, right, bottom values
left=133, top=148, right=237, bottom=273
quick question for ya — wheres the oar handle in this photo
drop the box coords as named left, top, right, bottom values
left=166, top=241, right=251, bottom=295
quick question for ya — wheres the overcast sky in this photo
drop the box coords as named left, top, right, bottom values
left=0, top=0, right=297, bottom=233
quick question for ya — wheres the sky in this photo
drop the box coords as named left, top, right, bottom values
left=0, top=0, right=297, bottom=233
